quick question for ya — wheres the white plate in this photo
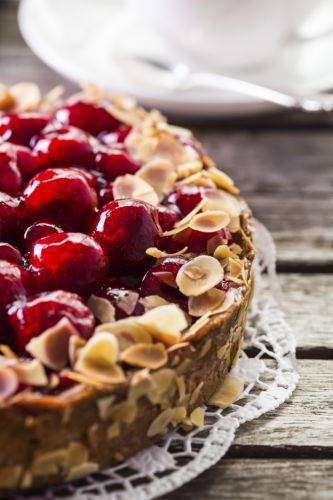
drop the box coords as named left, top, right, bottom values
left=18, top=0, right=333, bottom=117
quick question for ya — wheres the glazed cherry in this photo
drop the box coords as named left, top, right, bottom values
left=98, top=182, right=114, bottom=207
left=94, top=147, right=139, bottom=181
left=30, top=232, right=108, bottom=296
left=8, top=290, right=95, bottom=353
left=164, top=185, right=204, bottom=217
left=0, top=192, right=20, bottom=240
left=32, top=126, right=93, bottom=168
left=91, top=198, right=161, bottom=273
left=186, top=228, right=233, bottom=254
left=0, top=260, right=29, bottom=338
left=99, top=125, right=131, bottom=145
left=96, top=284, right=144, bottom=320
left=21, top=168, right=98, bottom=231
left=55, top=100, right=120, bottom=136
left=156, top=205, right=180, bottom=231
left=142, top=256, right=188, bottom=307
left=22, top=221, right=63, bottom=251
left=0, top=143, right=39, bottom=178
left=0, top=113, right=49, bottom=146
left=0, top=243, right=22, bottom=265
left=0, top=150, right=22, bottom=195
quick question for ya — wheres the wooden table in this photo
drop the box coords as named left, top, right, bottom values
left=0, top=2, right=332, bottom=498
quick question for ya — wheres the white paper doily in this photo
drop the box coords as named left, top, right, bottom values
left=15, top=220, right=299, bottom=500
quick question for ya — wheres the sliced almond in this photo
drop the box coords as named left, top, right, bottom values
left=162, top=197, right=207, bottom=237
left=213, top=244, right=231, bottom=260
left=95, top=319, right=151, bottom=350
left=86, top=295, right=115, bottom=324
left=146, top=246, right=188, bottom=259
left=203, top=189, right=241, bottom=217
left=229, top=258, right=243, bottom=278
left=26, top=318, right=78, bottom=371
left=139, top=295, right=170, bottom=311
left=0, top=344, right=17, bottom=359
left=138, top=304, right=188, bottom=345
left=203, top=167, right=239, bottom=194
left=76, top=332, right=119, bottom=368
left=176, top=255, right=224, bottom=297
left=208, top=374, right=244, bottom=408
left=189, top=210, right=230, bottom=233
left=188, top=288, right=226, bottom=317
left=68, top=336, right=86, bottom=366
left=190, top=407, right=205, bottom=427
left=177, top=160, right=203, bottom=179
left=13, top=359, right=48, bottom=387
left=10, top=82, right=41, bottom=112
left=0, top=367, right=18, bottom=399
left=116, top=289, right=140, bottom=316
left=0, top=84, right=15, bottom=111
left=121, top=342, right=167, bottom=369
left=113, top=174, right=158, bottom=206
left=136, top=159, right=177, bottom=198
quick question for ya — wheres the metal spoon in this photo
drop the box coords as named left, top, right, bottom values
left=121, top=55, right=333, bottom=112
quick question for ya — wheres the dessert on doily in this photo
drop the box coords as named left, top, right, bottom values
left=0, top=83, right=255, bottom=490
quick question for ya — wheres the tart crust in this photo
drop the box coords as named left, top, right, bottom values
left=0, top=83, right=255, bottom=490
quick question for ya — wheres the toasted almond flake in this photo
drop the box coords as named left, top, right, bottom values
left=12, top=359, right=48, bottom=386
left=229, top=258, right=243, bottom=278
left=97, top=395, right=116, bottom=420
left=120, top=342, right=167, bottom=369
left=130, top=368, right=150, bottom=386
left=41, top=85, right=65, bottom=108
left=107, top=103, right=142, bottom=126
left=107, top=422, right=120, bottom=439
left=146, top=246, right=188, bottom=259
left=177, top=160, right=203, bottom=179
left=0, top=84, right=15, bottom=110
left=213, top=244, right=231, bottom=260
left=188, top=288, right=226, bottom=317
left=10, top=82, right=41, bottom=112
left=69, top=336, right=86, bottom=366
left=61, top=370, right=105, bottom=389
left=0, top=344, right=17, bottom=359
left=189, top=210, right=230, bottom=233
left=136, top=159, right=177, bottom=197
left=208, top=374, right=244, bottom=407
left=68, top=441, right=89, bottom=467
left=175, top=171, right=204, bottom=186
left=199, top=338, right=212, bottom=359
left=190, top=407, right=205, bottom=427
left=113, top=174, right=159, bottom=206
left=48, top=373, right=59, bottom=389
left=66, top=462, right=99, bottom=482
left=110, top=400, right=137, bottom=423
left=76, top=332, right=119, bottom=369
left=176, top=376, right=186, bottom=404
left=230, top=243, right=242, bottom=255
left=176, top=255, right=224, bottom=297
left=140, top=295, right=170, bottom=311
left=75, top=362, right=125, bottom=386
left=87, top=295, right=115, bottom=323
left=156, top=121, right=192, bottom=138
left=167, top=341, right=190, bottom=353
left=203, top=167, right=239, bottom=194
left=203, top=155, right=216, bottom=168
left=95, top=319, right=152, bottom=349
left=147, top=406, right=185, bottom=437
left=0, top=367, right=18, bottom=399
left=161, top=198, right=207, bottom=237
left=138, top=304, right=188, bottom=345
left=31, top=448, right=68, bottom=477
left=228, top=216, right=240, bottom=232
left=189, top=381, right=203, bottom=405
left=26, top=318, right=78, bottom=370
left=202, top=189, right=241, bottom=217
left=240, top=228, right=256, bottom=253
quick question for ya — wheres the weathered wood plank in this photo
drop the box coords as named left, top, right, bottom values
left=233, top=360, right=333, bottom=450
left=163, top=460, right=333, bottom=500
left=279, top=274, right=333, bottom=354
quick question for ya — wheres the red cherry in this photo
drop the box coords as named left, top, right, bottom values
left=156, top=205, right=180, bottom=231
left=91, top=199, right=161, bottom=273
left=22, top=221, right=63, bottom=251
left=164, top=185, right=204, bottom=217
left=30, top=232, right=108, bottom=296
left=0, top=192, right=20, bottom=240
left=0, top=142, right=39, bottom=178
left=0, top=260, right=29, bottom=339
left=8, top=290, right=95, bottom=353
left=55, top=100, right=120, bottom=136
left=0, top=243, right=22, bottom=265
left=186, top=228, right=233, bottom=254
left=96, top=285, right=144, bottom=320
left=0, top=113, right=49, bottom=146
left=94, top=147, right=139, bottom=181
left=98, top=182, right=114, bottom=207
left=0, top=151, right=22, bottom=195
left=21, top=168, right=98, bottom=231
left=32, top=126, right=93, bottom=168
left=98, top=125, right=131, bottom=145
left=142, top=256, right=188, bottom=307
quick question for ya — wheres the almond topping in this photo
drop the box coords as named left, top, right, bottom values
left=147, top=406, right=186, bottom=437
left=188, top=288, right=226, bottom=317
left=177, top=160, right=203, bottom=179
left=140, top=295, right=170, bottom=311
left=113, top=174, right=158, bottom=206
left=86, top=295, right=115, bottom=323
left=162, top=197, right=207, bottom=237
left=0, top=367, right=18, bottom=400
left=138, top=304, right=188, bottom=345
left=136, top=159, right=177, bottom=197
left=120, top=343, right=168, bottom=369
left=229, top=258, right=243, bottom=278
left=13, top=359, right=48, bottom=387
left=203, top=167, right=239, bottom=194
left=146, top=246, right=188, bottom=259
left=189, top=210, right=230, bottom=233
left=203, top=189, right=241, bottom=217
left=26, top=318, right=78, bottom=371
left=9, top=82, right=41, bottom=112
left=95, top=319, right=152, bottom=350
left=0, top=84, right=15, bottom=111
left=176, top=255, right=224, bottom=296
left=68, top=336, right=86, bottom=366
left=190, top=407, right=205, bottom=427
left=208, top=374, right=244, bottom=408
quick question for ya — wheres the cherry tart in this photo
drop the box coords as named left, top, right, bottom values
left=0, top=83, right=255, bottom=491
